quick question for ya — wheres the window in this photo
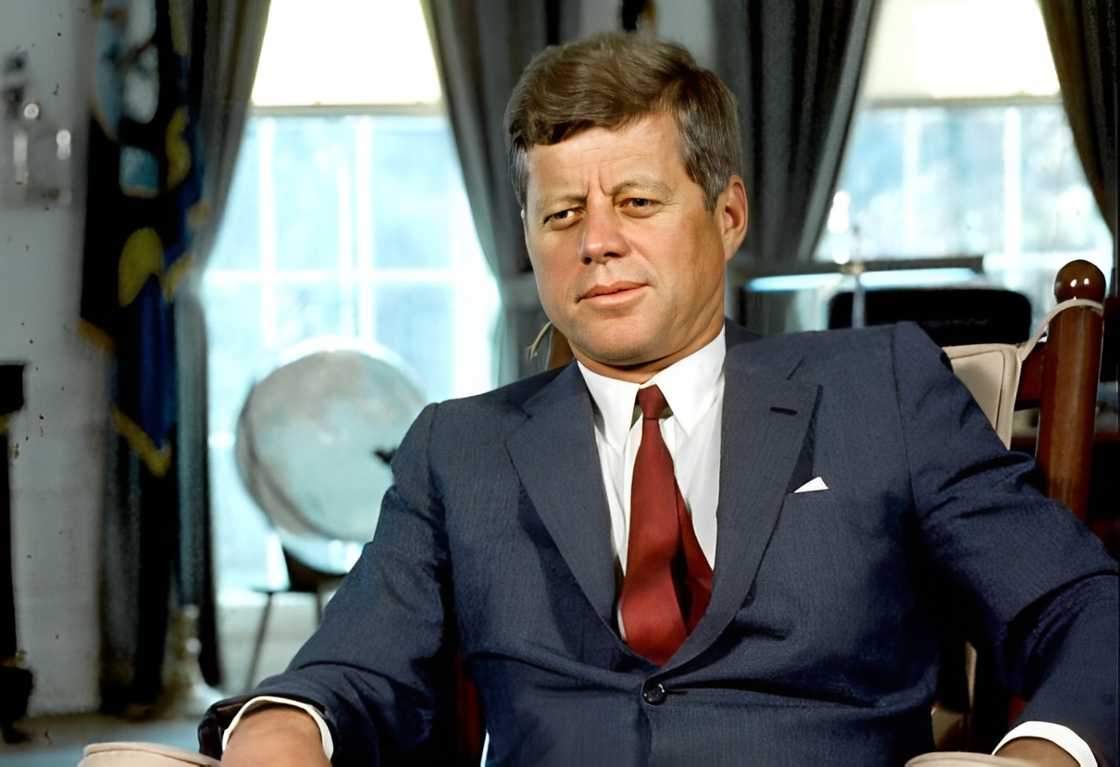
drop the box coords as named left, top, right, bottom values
left=203, top=0, right=498, bottom=593
left=816, top=0, right=1111, bottom=328
left=821, top=105, right=1110, bottom=260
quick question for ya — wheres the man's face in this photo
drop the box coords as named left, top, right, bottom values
left=523, top=112, right=747, bottom=381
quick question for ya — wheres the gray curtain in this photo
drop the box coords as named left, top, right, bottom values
left=189, top=1, right=272, bottom=263
left=424, top=0, right=581, bottom=382
left=1038, top=0, right=1117, bottom=289
left=715, top=0, right=877, bottom=333
left=177, top=0, right=271, bottom=687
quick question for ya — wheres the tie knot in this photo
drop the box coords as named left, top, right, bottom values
left=636, top=385, right=670, bottom=420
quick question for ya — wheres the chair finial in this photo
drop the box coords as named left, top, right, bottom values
left=1054, top=259, right=1105, bottom=303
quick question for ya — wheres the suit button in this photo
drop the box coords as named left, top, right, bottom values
left=642, top=682, right=667, bottom=705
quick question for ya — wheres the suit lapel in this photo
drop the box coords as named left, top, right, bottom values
left=671, top=337, right=819, bottom=668
left=507, top=364, right=617, bottom=626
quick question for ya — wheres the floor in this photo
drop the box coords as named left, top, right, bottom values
left=2, top=592, right=323, bottom=766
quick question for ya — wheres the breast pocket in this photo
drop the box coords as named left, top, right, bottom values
left=754, top=490, right=879, bottom=615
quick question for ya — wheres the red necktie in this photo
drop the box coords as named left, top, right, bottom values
left=620, top=385, right=713, bottom=666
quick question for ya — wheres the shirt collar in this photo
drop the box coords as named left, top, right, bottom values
left=577, top=329, right=726, bottom=450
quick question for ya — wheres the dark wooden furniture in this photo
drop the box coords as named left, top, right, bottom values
left=0, top=362, right=32, bottom=743
left=1016, top=260, right=1106, bottom=521
left=984, top=260, right=1106, bottom=745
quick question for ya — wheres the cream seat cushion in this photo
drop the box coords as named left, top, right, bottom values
left=943, top=296, right=1105, bottom=450
left=79, top=741, right=219, bottom=766
left=944, top=343, right=1021, bottom=449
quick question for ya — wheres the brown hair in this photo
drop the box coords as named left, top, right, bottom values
left=504, top=32, right=742, bottom=211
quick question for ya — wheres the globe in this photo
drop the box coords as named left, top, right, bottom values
left=235, top=344, right=427, bottom=573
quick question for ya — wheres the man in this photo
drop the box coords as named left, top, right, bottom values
left=206, top=34, right=1118, bottom=766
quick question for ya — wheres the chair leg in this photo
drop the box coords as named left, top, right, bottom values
left=245, top=592, right=274, bottom=692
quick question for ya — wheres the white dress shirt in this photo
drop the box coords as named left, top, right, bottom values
left=227, top=329, right=1094, bottom=765
left=577, top=328, right=726, bottom=573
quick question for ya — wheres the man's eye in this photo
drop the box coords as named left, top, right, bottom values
left=544, top=209, right=577, bottom=226
left=623, top=198, right=658, bottom=211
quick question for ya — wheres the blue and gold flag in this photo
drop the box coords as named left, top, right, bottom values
left=80, top=0, right=204, bottom=476
left=80, top=0, right=206, bottom=707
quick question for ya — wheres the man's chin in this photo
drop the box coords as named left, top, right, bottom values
left=571, top=339, right=663, bottom=370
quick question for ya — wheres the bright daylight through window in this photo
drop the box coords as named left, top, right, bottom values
left=816, top=0, right=1111, bottom=328
left=202, top=0, right=498, bottom=595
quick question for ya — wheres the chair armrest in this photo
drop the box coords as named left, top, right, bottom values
left=79, top=741, right=220, bottom=766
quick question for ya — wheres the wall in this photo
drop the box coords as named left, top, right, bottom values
left=578, top=0, right=715, bottom=66
left=0, top=2, right=105, bottom=714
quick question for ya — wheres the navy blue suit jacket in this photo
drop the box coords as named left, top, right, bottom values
left=202, top=322, right=1118, bottom=766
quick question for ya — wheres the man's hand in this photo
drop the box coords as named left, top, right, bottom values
left=220, top=705, right=330, bottom=766
left=995, top=737, right=1078, bottom=766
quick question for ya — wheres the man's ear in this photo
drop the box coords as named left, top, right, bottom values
left=718, top=175, right=748, bottom=262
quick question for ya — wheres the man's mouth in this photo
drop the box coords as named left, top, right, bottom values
left=579, top=281, right=646, bottom=301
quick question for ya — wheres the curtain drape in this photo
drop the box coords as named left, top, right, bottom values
left=1038, top=0, right=1117, bottom=287
left=81, top=0, right=268, bottom=707
left=714, top=0, right=877, bottom=334
left=178, top=0, right=271, bottom=689
left=424, top=0, right=581, bottom=382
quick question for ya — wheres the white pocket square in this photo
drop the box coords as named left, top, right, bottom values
left=793, top=476, right=829, bottom=493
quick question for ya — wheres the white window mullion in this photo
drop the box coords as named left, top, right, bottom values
left=355, top=116, right=376, bottom=345
left=258, top=118, right=279, bottom=347
left=337, top=144, right=356, bottom=337
left=1002, top=107, right=1022, bottom=258
left=901, top=108, right=922, bottom=256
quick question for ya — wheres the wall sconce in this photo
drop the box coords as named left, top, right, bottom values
left=0, top=50, right=71, bottom=207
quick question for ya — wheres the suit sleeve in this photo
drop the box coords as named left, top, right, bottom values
left=199, top=402, right=455, bottom=765
left=889, top=322, right=1119, bottom=765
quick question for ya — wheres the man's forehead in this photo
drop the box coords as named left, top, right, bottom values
left=525, top=114, right=684, bottom=201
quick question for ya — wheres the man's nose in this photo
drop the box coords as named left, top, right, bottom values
left=579, top=202, right=627, bottom=265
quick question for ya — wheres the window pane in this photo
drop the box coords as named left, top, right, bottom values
left=371, top=116, right=459, bottom=269
left=821, top=103, right=1111, bottom=262
left=374, top=283, right=454, bottom=401
left=913, top=108, right=1003, bottom=254
left=202, top=280, right=266, bottom=434
left=830, top=109, right=905, bottom=257
left=209, top=121, right=262, bottom=270
left=274, top=281, right=345, bottom=350
left=271, top=116, right=358, bottom=270
left=211, top=445, right=274, bottom=588
left=202, top=279, right=277, bottom=589
left=1020, top=106, right=1111, bottom=253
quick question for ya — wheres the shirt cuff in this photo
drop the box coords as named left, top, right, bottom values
left=994, top=721, right=1096, bottom=767
left=221, top=695, right=335, bottom=760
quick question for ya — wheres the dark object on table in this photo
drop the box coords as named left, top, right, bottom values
left=829, top=287, right=1032, bottom=346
